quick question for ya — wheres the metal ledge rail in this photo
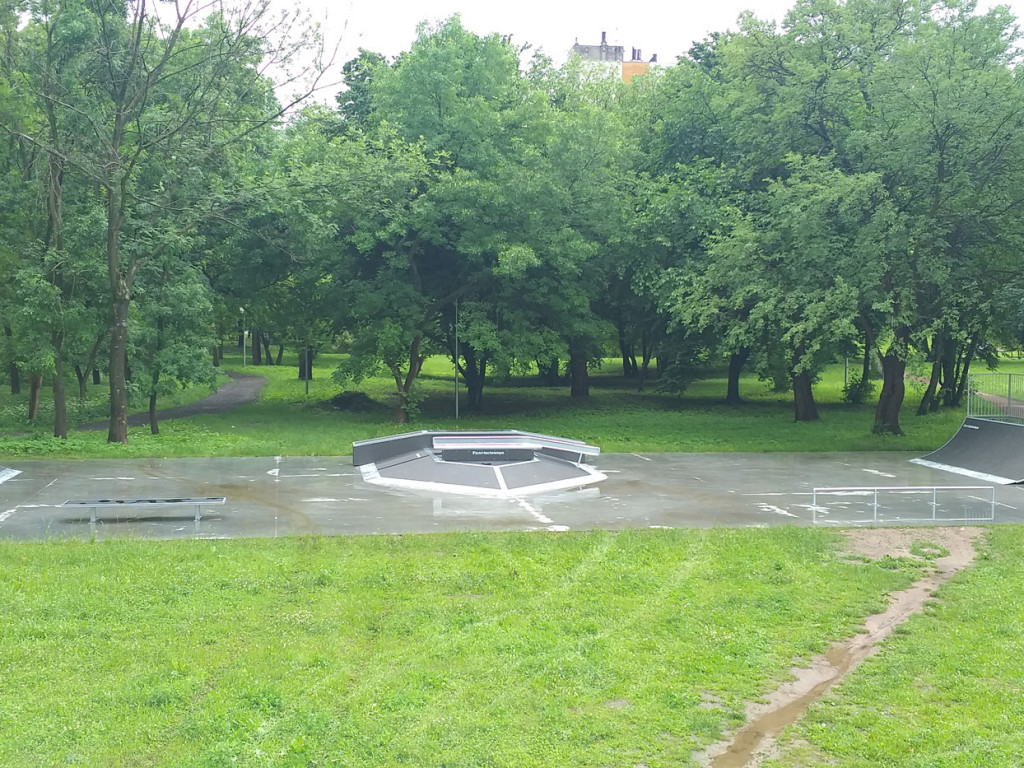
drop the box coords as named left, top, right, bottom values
left=431, top=434, right=600, bottom=463
left=811, top=486, right=995, bottom=524
left=61, top=497, right=226, bottom=525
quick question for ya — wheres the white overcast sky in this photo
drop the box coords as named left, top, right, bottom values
left=298, top=0, right=1020, bottom=68
left=256, top=0, right=1022, bottom=103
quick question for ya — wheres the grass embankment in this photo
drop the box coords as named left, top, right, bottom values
left=0, top=352, right=979, bottom=459
left=0, top=527, right=927, bottom=767
left=767, top=525, right=1024, bottom=767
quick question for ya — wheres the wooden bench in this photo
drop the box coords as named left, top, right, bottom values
left=61, top=497, right=226, bottom=525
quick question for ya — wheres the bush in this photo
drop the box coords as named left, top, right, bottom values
left=843, top=371, right=875, bottom=404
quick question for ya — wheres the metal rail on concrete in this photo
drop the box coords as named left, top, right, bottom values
left=811, top=486, right=995, bottom=525
left=61, top=497, right=226, bottom=525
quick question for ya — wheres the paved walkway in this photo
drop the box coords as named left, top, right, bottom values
left=76, top=372, right=266, bottom=431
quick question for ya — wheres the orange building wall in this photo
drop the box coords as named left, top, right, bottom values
left=622, top=61, right=648, bottom=83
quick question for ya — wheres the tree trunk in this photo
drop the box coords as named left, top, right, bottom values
left=75, top=365, right=88, bottom=400
left=276, top=345, right=284, bottom=365
left=951, top=335, right=979, bottom=408
left=792, top=371, right=819, bottom=421
left=873, top=335, right=908, bottom=435
left=262, top=335, right=272, bottom=364
left=28, top=373, right=42, bottom=421
left=75, top=330, right=105, bottom=400
left=537, top=358, right=561, bottom=385
left=638, top=329, right=655, bottom=392
left=4, top=324, right=18, bottom=394
left=104, top=153, right=131, bottom=443
left=459, top=346, right=486, bottom=412
left=148, top=343, right=162, bottom=435
left=108, top=292, right=130, bottom=443
left=938, top=334, right=957, bottom=409
left=618, top=323, right=637, bottom=378
left=917, top=359, right=941, bottom=416
left=569, top=345, right=589, bottom=398
left=252, top=329, right=263, bottom=365
left=212, top=345, right=220, bottom=367
left=393, top=336, right=426, bottom=423
left=53, top=336, right=67, bottom=440
left=860, top=341, right=873, bottom=384
left=726, top=348, right=750, bottom=406
left=149, top=392, right=159, bottom=435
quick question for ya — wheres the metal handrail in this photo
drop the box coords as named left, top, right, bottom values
left=811, top=485, right=994, bottom=524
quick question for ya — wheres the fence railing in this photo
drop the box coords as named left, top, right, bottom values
left=811, top=485, right=995, bottom=525
left=968, top=373, right=1024, bottom=424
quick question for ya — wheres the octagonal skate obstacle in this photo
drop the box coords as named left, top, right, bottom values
left=352, top=430, right=606, bottom=497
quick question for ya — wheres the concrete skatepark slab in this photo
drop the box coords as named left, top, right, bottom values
left=1, top=451, right=1021, bottom=540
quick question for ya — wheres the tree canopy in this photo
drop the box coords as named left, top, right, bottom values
left=3, top=1, right=1023, bottom=435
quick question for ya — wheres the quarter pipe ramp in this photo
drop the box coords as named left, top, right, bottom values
left=911, top=417, right=1024, bottom=484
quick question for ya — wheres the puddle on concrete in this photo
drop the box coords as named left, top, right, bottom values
left=697, top=527, right=983, bottom=768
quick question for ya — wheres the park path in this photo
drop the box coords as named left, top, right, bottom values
left=76, top=371, right=266, bottom=431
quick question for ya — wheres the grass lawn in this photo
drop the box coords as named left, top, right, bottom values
left=766, top=525, right=1024, bottom=767
left=0, top=351, right=976, bottom=459
left=2, top=353, right=1019, bottom=767
left=0, top=527, right=930, bottom=767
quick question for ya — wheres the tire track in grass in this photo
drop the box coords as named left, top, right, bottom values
left=380, top=531, right=729, bottom=764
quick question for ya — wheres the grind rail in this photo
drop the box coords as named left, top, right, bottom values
left=61, top=497, right=226, bottom=525
left=811, top=486, right=995, bottom=525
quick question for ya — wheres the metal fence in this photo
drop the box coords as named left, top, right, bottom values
left=968, top=373, right=1024, bottom=423
left=811, top=485, right=996, bottom=525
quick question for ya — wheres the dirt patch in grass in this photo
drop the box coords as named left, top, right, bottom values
left=604, top=698, right=631, bottom=710
left=696, top=526, right=984, bottom=768
left=839, top=526, right=976, bottom=564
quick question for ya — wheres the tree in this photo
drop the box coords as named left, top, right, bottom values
left=132, top=250, right=217, bottom=434
left=2, top=0, right=329, bottom=442
left=864, top=1, right=1024, bottom=431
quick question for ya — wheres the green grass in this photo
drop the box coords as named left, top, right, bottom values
left=0, top=350, right=972, bottom=459
left=767, top=525, right=1024, bottom=767
left=0, top=527, right=926, bottom=767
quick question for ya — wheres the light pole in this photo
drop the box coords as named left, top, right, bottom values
left=240, top=307, right=246, bottom=367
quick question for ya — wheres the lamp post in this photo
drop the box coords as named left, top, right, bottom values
left=240, top=307, right=246, bottom=368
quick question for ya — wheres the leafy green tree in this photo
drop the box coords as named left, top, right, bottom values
left=676, top=156, right=901, bottom=420
left=864, top=1, right=1024, bottom=429
left=336, top=48, right=387, bottom=128
left=1, top=0, right=326, bottom=442
left=132, top=253, right=217, bottom=434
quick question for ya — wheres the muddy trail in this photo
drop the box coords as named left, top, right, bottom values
left=696, top=526, right=984, bottom=768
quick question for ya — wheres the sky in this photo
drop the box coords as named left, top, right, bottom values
left=297, top=0, right=1021, bottom=70
left=257, top=0, right=1022, bottom=103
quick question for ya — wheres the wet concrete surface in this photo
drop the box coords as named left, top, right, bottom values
left=1, top=451, right=1021, bottom=541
